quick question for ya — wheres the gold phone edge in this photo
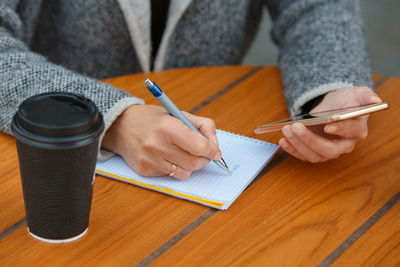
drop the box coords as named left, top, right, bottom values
left=255, top=102, right=389, bottom=134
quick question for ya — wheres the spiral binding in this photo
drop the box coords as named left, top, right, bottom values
left=216, top=129, right=278, bottom=147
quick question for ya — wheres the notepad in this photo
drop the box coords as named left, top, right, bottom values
left=95, top=130, right=279, bottom=210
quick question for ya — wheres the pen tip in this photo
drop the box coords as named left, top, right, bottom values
left=220, top=158, right=229, bottom=172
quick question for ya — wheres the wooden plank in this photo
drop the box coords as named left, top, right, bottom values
left=0, top=134, right=24, bottom=232
left=150, top=78, right=400, bottom=266
left=196, top=66, right=288, bottom=145
left=0, top=66, right=290, bottom=265
left=0, top=181, right=211, bottom=266
left=103, top=66, right=256, bottom=111
left=333, top=200, right=400, bottom=266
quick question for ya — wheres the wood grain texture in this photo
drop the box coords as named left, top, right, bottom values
left=136, top=67, right=291, bottom=266
left=333, top=200, right=400, bottom=266
left=0, top=134, right=25, bottom=232
left=0, top=66, right=289, bottom=266
left=150, top=78, right=400, bottom=266
left=103, top=66, right=256, bottom=111
left=0, top=67, right=392, bottom=266
left=0, top=70, right=383, bottom=235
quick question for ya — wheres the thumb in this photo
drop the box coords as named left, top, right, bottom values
left=358, top=87, right=382, bottom=105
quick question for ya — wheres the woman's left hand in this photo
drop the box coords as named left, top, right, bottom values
left=279, top=86, right=382, bottom=163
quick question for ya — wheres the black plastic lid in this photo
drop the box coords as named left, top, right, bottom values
left=11, top=92, right=104, bottom=148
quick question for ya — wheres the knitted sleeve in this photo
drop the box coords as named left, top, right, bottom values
left=0, top=3, right=144, bottom=159
left=264, top=0, right=373, bottom=116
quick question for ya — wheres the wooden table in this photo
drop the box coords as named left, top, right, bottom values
left=0, top=66, right=399, bottom=266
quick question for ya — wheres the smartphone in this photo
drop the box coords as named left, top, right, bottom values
left=254, top=101, right=389, bottom=134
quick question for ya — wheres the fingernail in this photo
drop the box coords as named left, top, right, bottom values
left=213, top=151, right=222, bottom=160
left=370, top=95, right=381, bottom=103
left=294, top=123, right=305, bottom=129
left=326, top=125, right=337, bottom=133
left=282, top=126, right=292, bottom=137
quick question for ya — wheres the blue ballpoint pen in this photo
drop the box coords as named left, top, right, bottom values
left=144, top=78, right=229, bottom=172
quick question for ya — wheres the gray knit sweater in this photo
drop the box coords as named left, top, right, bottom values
left=0, top=0, right=372, bottom=158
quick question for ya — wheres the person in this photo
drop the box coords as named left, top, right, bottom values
left=0, top=0, right=381, bottom=179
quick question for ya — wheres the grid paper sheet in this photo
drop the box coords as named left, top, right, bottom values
left=96, top=130, right=279, bottom=209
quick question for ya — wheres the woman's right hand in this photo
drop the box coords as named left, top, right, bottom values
left=102, top=104, right=222, bottom=179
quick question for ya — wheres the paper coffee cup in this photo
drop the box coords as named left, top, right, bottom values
left=11, top=92, right=104, bottom=242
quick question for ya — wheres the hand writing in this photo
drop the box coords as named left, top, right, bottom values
left=102, top=105, right=221, bottom=179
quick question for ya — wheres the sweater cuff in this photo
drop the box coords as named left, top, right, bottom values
left=97, top=96, right=145, bottom=161
left=290, top=82, right=353, bottom=117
